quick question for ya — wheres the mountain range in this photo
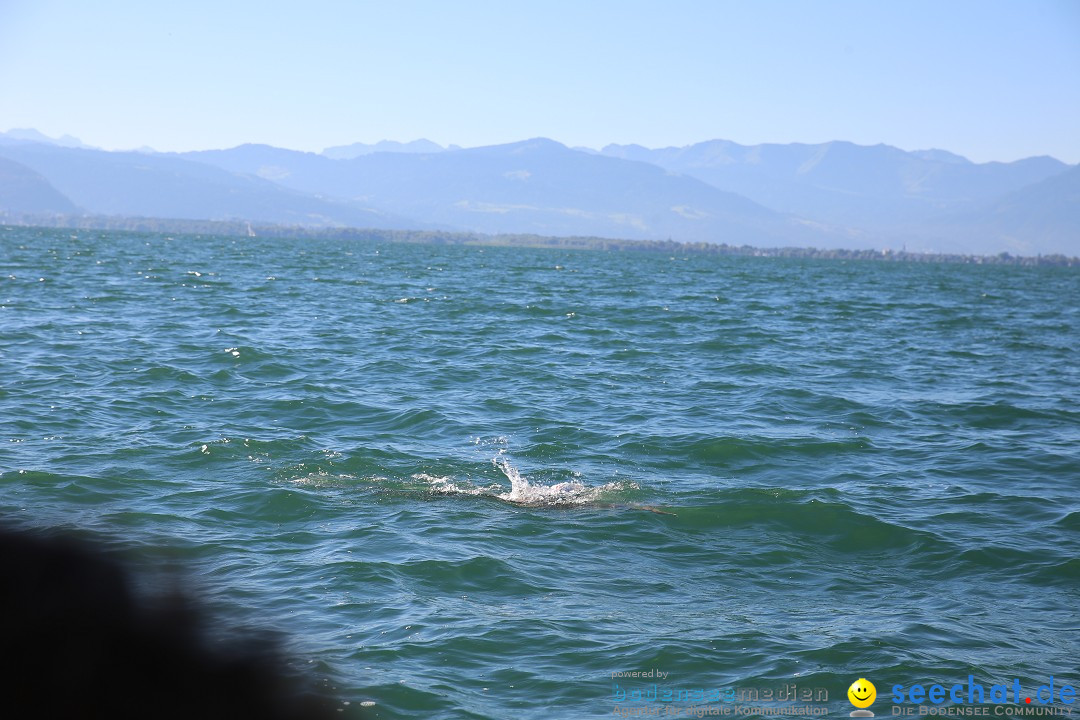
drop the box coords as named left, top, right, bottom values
left=0, top=129, right=1075, bottom=255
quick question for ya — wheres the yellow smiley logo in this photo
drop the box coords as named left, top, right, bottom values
left=848, top=678, right=877, bottom=712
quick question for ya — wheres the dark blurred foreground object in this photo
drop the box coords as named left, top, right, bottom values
left=0, top=526, right=342, bottom=720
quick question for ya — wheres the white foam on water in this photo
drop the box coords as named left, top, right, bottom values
left=414, top=472, right=502, bottom=496
left=290, top=470, right=359, bottom=487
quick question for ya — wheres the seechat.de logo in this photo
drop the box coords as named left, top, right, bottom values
left=849, top=678, right=878, bottom=717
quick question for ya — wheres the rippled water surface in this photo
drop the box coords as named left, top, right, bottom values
left=1, top=227, right=1077, bottom=718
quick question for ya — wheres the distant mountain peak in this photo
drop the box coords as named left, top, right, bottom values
left=487, top=137, right=570, bottom=155
left=322, top=138, right=446, bottom=160
left=911, top=148, right=971, bottom=164
left=600, top=142, right=651, bottom=154
left=0, top=128, right=94, bottom=149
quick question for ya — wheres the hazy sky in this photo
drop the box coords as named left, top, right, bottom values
left=1, top=0, right=1078, bottom=162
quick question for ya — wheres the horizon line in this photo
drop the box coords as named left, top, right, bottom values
left=4, top=217, right=1077, bottom=266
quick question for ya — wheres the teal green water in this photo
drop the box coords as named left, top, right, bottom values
left=1, top=226, right=1078, bottom=718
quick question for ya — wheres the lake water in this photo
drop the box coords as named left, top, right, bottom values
left=1, top=226, right=1077, bottom=718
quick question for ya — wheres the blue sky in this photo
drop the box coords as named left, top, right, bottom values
left=1, top=0, right=1078, bottom=162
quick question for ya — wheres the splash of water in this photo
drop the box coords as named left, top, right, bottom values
left=492, top=455, right=590, bottom=504
left=414, top=454, right=636, bottom=507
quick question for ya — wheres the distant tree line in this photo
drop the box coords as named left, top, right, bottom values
left=2, top=213, right=1076, bottom=267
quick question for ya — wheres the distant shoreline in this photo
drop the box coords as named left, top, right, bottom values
left=3, top=215, right=1076, bottom=267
